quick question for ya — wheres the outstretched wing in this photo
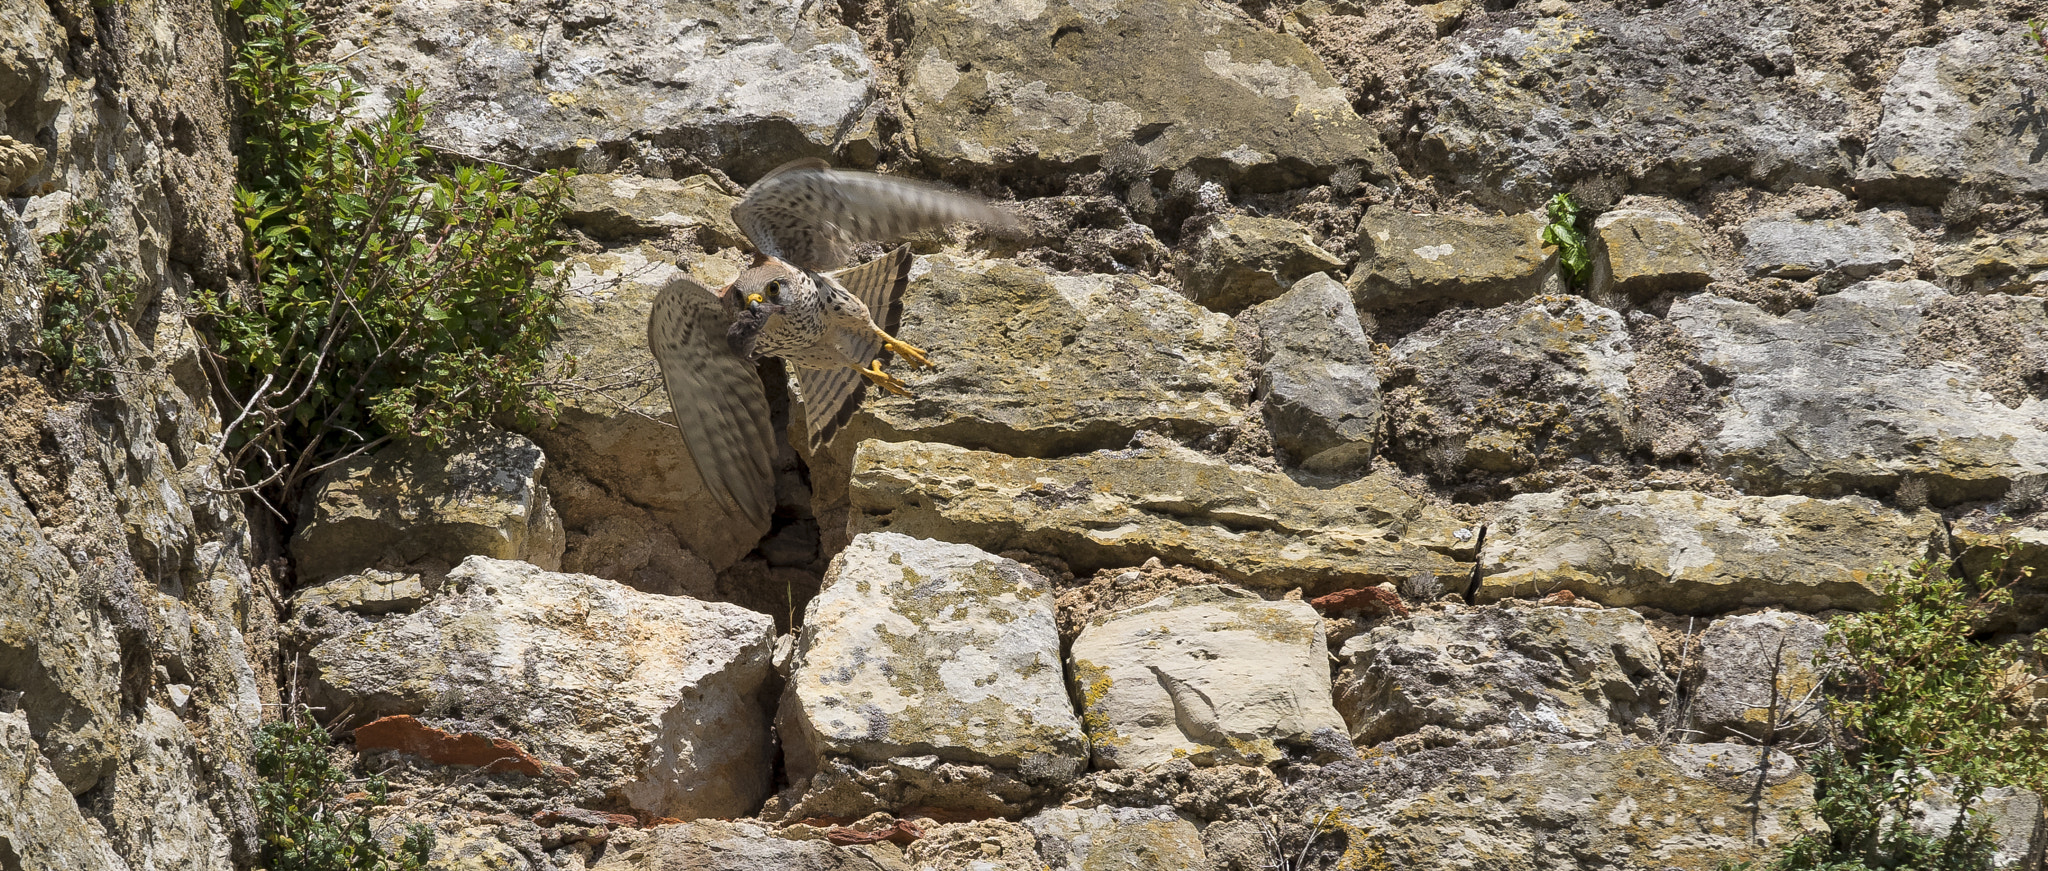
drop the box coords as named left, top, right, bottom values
left=733, top=158, right=1017, bottom=273
left=794, top=246, right=915, bottom=456
left=647, top=274, right=776, bottom=533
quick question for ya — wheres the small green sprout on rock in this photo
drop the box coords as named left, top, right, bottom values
left=1541, top=192, right=1591, bottom=288
left=2028, top=20, right=2048, bottom=64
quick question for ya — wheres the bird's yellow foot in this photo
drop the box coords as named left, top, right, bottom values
left=873, top=328, right=934, bottom=369
left=861, top=359, right=915, bottom=397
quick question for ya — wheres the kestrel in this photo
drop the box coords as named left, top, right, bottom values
left=647, top=159, right=1015, bottom=531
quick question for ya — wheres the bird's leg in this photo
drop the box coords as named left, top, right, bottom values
left=869, top=325, right=934, bottom=369
left=860, top=359, right=915, bottom=397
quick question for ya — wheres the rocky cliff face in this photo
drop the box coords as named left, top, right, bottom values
left=5, top=0, right=2048, bottom=869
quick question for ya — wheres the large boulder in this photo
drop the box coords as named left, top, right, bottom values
left=1589, top=209, right=1714, bottom=301
left=1383, top=296, right=1634, bottom=490
left=1857, top=30, right=2048, bottom=204
left=849, top=439, right=1471, bottom=596
left=1316, top=741, right=1825, bottom=871
left=1671, top=281, right=2048, bottom=504
left=1480, top=490, right=1942, bottom=613
left=324, top=0, right=875, bottom=177
left=896, top=0, right=1394, bottom=189
left=1069, top=585, right=1351, bottom=769
left=289, top=428, right=565, bottom=584
left=300, top=557, right=777, bottom=820
left=777, top=533, right=1086, bottom=819
left=558, top=173, right=746, bottom=247
left=1348, top=207, right=1556, bottom=311
left=1411, top=5, right=1850, bottom=205
left=1334, top=604, right=1671, bottom=747
left=1247, top=274, right=1381, bottom=475
left=1024, top=806, right=1207, bottom=871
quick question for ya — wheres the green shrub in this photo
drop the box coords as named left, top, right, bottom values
left=1540, top=192, right=1591, bottom=288
left=255, top=709, right=432, bottom=871
left=203, top=0, right=570, bottom=512
left=1750, top=553, right=2044, bottom=871
left=35, top=199, right=136, bottom=395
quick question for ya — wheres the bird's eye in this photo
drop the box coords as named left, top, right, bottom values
left=764, top=279, right=784, bottom=299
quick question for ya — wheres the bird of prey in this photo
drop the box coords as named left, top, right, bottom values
left=646, top=159, right=1015, bottom=532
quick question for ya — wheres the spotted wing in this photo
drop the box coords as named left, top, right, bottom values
left=733, top=158, right=1016, bottom=273
left=647, top=274, right=776, bottom=533
left=793, top=246, right=915, bottom=456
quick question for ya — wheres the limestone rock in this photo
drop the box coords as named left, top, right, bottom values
left=1321, top=741, right=1823, bottom=870
left=1174, top=216, right=1345, bottom=315
left=835, top=256, right=1248, bottom=460
left=1411, top=6, right=1849, bottom=206
left=0, top=468, right=123, bottom=795
left=1024, top=806, right=1206, bottom=871
left=1383, top=296, right=1633, bottom=488
left=849, top=440, right=1470, bottom=596
left=326, top=0, right=874, bottom=177
left=1687, top=611, right=1828, bottom=744
left=1741, top=210, right=1913, bottom=279
left=1934, top=228, right=2048, bottom=296
left=1671, top=281, right=2048, bottom=503
left=290, top=428, right=565, bottom=584
left=778, top=533, right=1085, bottom=818
left=523, top=247, right=765, bottom=577
left=290, top=569, right=437, bottom=617
left=0, top=711, right=126, bottom=871
left=0, top=134, right=43, bottom=194
left=559, top=174, right=745, bottom=247
left=1348, top=207, right=1555, bottom=311
left=896, top=0, right=1394, bottom=189
left=100, top=704, right=235, bottom=871
left=1070, top=585, right=1351, bottom=769
left=303, top=557, right=776, bottom=820
left=904, top=819, right=1044, bottom=870
left=1952, top=520, right=2048, bottom=633
left=1857, top=31, right=2048, bottom=203
left=1248, top=274, right=1380, bottom=475
left=1334, top=604, right=1670, bottom=746
left=596, top=820, right=909, bottom=870
left=1481, top=490, right=1941, bottom=613
left=1911, top=782, right=2046, bottom=871
left=1589, top=209, right=1713, bottom=300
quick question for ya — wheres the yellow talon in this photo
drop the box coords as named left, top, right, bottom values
left=861, top=360, right=914, bottom=397
left=874, top=327, right=934, bottom=369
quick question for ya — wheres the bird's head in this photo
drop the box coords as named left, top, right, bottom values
left=724, top=261, right=797, bottom=359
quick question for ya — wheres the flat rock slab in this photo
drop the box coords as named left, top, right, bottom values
left=1741, top=210, right=1913, bottom=279
left=1481, top=490, right=1941, bottom=613
left=837, top=256, right=1248, bottom=461
left=1687, top=611, right=1828, bottom=744
left=290, top=428, right=564, bottom=584
left=1412, top=6, right=1849, bottom=204
left=1384, top=296, right=1634, bottom=487
left=897, top=0, right=1393, bottom=189
left=1024, top=805, right=1206, bottom=871
left=1174, top=215, right=1345, bottom=315
left=1070, top=585, right=1350, bottom=769
left=778, top=532, right=1085, bottom=817
left=849, top=439, right=1471, bottom=595
left=1248, top=274, right=1380, bottom=475
left=324, top=0, right=874, bottom=177
left=559, top=174, right=745, bottom=247
left=1671, top=281, right=2048, bottom=504
left=596, top=820, right=908, bottom=870
left=1590, top=209, right=1713, bottom=300
left=1858, top=30, right=2048, bottom=203
left=304, top=557, right=776, bottom=820
left=1323, top=741, right=1823, bottom=871
left=1349, top=207, right=1554, bottom=311
left=1334, top=604, right=1670, bottom=746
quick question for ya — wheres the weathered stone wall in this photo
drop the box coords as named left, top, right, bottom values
left=8, top=0, right=2048, bottom=869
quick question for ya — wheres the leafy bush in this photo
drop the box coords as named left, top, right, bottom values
left=1540, top=192, right=1591, bottom=288
left=255, top=709, right=432, bottom=871
left=35, top=199, right=136, bottom=395
left=1752, top=553, right=2044, bottom=871
left=202, top=0, right=570, bottom=512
